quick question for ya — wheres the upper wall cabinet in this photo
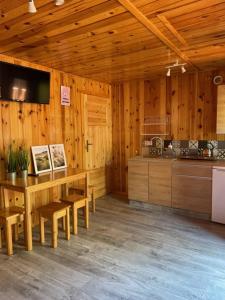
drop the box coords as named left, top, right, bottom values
left=217, top=85, right=225, bottom=134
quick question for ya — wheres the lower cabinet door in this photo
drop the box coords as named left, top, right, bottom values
left=172, top=175, right=212, bottom=214
left=149, top=162, right=172, bottom=207
left=128, top=160, right=149, bottom=202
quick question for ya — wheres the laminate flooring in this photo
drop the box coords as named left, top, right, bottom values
left=0, top=195, right=225, bottom=300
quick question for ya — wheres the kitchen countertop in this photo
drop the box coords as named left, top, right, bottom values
left=129, top=156, right=225, bottom=166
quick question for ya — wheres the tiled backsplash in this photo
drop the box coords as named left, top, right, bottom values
left=149, top=140, right=225, bottom=159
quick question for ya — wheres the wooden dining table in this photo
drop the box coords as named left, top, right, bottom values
left=0, top=168, right=89, bottom=251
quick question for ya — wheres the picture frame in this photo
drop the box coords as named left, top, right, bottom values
left=31, top=145, right=52, bottom=174
left=49, top=144, right=67, bottom=170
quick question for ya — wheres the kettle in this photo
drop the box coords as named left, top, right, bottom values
left=203, top=148, right=212, bottom=157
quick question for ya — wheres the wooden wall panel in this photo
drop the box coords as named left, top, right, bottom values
left=0, top=54, right=111, bottom=212
left=112, top=70, right=225, bottom=194
left=112, top=80, right=143, bottom=194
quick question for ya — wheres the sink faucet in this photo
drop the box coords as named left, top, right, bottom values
left=150, top=137, right=163, bottom=156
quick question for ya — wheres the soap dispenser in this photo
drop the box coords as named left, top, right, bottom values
left=168, top=142, right=173, bottom=150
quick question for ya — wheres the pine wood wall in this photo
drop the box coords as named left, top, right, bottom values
left=112, top=70, right=225, bottom=195
left=0, top=54, right=111, bottom=212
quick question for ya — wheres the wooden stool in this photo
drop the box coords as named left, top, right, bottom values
left=70, top=184, right=96, bottom=213
left=37, top=202, right=70, bottom=249
left=0, top=206, right=25, bottom=256
left=61, top=194, right=89, bottom=235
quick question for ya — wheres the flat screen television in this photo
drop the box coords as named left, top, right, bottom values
left=0, top=61, right=50, bottom=104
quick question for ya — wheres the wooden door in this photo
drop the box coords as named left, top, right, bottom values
left=82, top=94, right=112, bottom=198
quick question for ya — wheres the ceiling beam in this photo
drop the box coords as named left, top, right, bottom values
left=116, top=0, right=196, bottom=68
left=157, top=15, right=188, bottom=47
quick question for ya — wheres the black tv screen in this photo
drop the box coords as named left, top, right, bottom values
left=0, top=61, right=50, bottom=104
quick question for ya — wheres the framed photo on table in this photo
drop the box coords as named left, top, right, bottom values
left=31, top=145, right=52, bottom=174
left=49, top=144, right=67, bottom=170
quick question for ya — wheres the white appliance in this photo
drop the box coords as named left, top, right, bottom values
left=212, top=167, right=225, bottom=224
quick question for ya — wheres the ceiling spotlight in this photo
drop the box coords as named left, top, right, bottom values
left=55, top=0, right=65, bottom=5
left=166, top=68, right=171, bottom=77
left=181, top=65, right=186, bottom=73
left=28, top=0, right=37, bottom=13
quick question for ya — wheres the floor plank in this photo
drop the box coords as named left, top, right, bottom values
left=0, top=196, right=225, bottom=300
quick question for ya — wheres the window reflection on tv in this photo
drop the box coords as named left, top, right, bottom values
left=0, top=61, right=50, bottom=104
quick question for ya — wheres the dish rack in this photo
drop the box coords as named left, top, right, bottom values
left=140, top=115, right=171, bottom=156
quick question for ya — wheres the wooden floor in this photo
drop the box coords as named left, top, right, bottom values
left=1, top=196, right=225, bottom=300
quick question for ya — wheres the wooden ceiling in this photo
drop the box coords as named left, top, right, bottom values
left=0, top=0, right=225, bottom=82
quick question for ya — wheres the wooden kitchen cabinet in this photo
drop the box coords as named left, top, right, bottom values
left=149, top=161, right=172, bottom=207
left=128, top=160, right=149, bottom=202
left=128, top=158, right=213, bottom=215
left=172, top=162, right=212, bottom=214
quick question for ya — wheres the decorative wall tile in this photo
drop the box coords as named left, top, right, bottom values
left=156, top=139, right=163, bottom=148
left=217, top=149, right=225, bottom=159
left=180, top=148, right=189, bottom=156
left=173, top=148, right=181, bottom=156
left=143, top=139, right=225, bottom=159
left=149, top=148, right=157, bottom=156
left=213, top=149, right=218, bottom=157
left=189, top=140, right=198, bottom=149
left=218, top=141, right=225, bottom=149
left=198, top=140, right=208, bottom=149
left=189, top=149, right=198, bottom=156
left=172, top=140, right=180, bottom=148
left=207, top=140, right=218, bottom=149
left=180, top=140, right=189, bottom=148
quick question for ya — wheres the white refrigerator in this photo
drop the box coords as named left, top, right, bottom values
left=212, top=166, right=225, bottom=224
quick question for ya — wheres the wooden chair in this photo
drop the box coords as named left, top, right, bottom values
left=70, top=184, right=96, bottom=213
left=37, top=202, right=70, bottom=249
left=0, top=206, right=25, bottom=256
left=61, top=194, right=89, bottom=235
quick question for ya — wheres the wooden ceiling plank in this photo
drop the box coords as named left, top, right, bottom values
left=161, top=0, right=225, bottom=19
left=0, top=0, right=120, bottom=43
left=0, top=12, right=135, bottom=54
left=171, top=2, right=225, bottom=27
left=61, top=49, right=177, bottom=74
left=11, top=23, right=158, bottom=63
left=0, top=12, right=138, bottom=55
left=116, top=0, right=196, bottom=68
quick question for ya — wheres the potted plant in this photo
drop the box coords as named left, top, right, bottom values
left=6, top=144, right=18, bottom=180
left=18, top=145, right=30, bottom=178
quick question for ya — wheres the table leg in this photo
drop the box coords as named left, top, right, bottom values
left=24, top=190, right=32, bottom=251
left=85, top=172, right=90, bottom=198
left=0, top=186, right=5, bottom=209
left=61, top=183, right=69, bottom=199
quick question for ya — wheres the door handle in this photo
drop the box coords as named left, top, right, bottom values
left=86, top=140, right=93, bottom=152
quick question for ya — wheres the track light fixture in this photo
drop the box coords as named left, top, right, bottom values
left=166, top=68, right=171, bottom=77
left=165, top=60, right=187, bottom=77
left=181, top=65, right=186, bottom=74
left=55, top=0, right=65, bottom=5
left=28, top=0, right=65, bottom=13
left=28, top=0, right=37, bottom=13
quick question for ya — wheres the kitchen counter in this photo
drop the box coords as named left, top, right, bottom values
left=128, top=156, right=225, bottom=218
left=128, top=156, right=176, bottom=162
left=129, top=156, right=225, bottom=166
